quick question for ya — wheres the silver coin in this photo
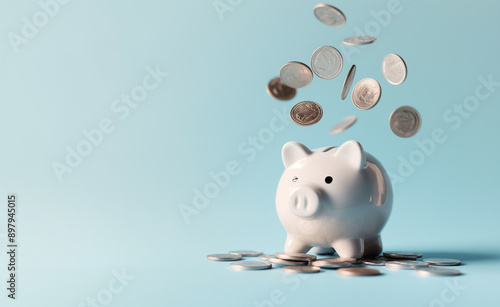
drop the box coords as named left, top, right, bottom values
left=311, top=46, right=343, bottom=79
left=230, top=261, right=272, bottom=271
left=341, top=65, right=356, bottom=100
left=337, top=267, right=381, bottom=276
left=382, top=54, right=407, bottom=85
left=266, top=77, right=297, bottom=101
left=313, top=3, right=346, bottom=27
left=311, top=260, right=352, bottom=269
left=422, top=258, right=461, bottom=266
left=313, top=257, right=357, bottom=264
left=343, top=35, right=377, bottom=46
left=268, top=256, right=308, bottom=267
left=330, top=115, right=357, bottom=135
left=351, top=78, right=381, bottom=110
left=279, top=61, right=313, bottom=88
left=206, top=253, right=242, bottom=261
left=383, top=251, right=422, bottom=259
left=228, top=250, right=263, bottom=257
left=389, top=106, right=421, bottom=137
left=361, top=259, right=387, bottom=266
left=309, top=247, right=335, bottom=255
left=283, top=265, right=321, bottom=273
left=258, top=254, right=274, bottom=261
left=385, top=262, right=416, bottom=270
left=290, top=101, right=323, bottom=126
left=275, top=252, right=317, bottom=262
left=415, top=267, right=462, bottom=276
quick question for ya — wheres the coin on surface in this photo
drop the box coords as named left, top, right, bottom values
left=266, top=77, right=297, bottom=101
left=258, top=254, right=274, bottom=261
left=313, top=3, right=346, bottom=27
left=341, top=65, right=356, bottom=100
left=343, top=35, right=377, bottom=46
left=268, top=257, right=308, bottom=267
left=389, top=106, right=421, bottom=137
left=290, top=101, right=323, bottom=126
left=382, top=54, right=407, bottom=85
left=280, top=61, right=313, bottom=88
left=230, top=261, right=272, bottom=271
left=311, top=260, right=352, bottom=269
left=283, top=265, right=321, bottom=273
left=351, top=78, right=381, bottom=110
left=361, top=259, right=387, bottom=266
left=206, top=254, right=242, bottom=261
left=313, top=257, right=357, bottom=264
left=422, top=258, right=461, bottom=266
left=385, top=262, right=416, bottom=270
left=330, top=115, right=357, bottom=135
left=309, top=247, right=335, bottom=255
left=383, top=251, right=422, bottom=259
left=311, top=46, right=343, bottom=79
left=275, top=252, right=317, bottom=262
left=228, top=250, right=263, bottom=257
left=337, top=267, right=381, bottom=276
left=415, top=267, right=461, bottom=276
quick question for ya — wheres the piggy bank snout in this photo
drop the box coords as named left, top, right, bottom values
left=289, top=186, right=322, bottom=218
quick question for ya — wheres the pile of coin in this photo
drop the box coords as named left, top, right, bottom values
left=266, top=3, right=421, bottom=138
left=207, top=249, right=462, bottom=277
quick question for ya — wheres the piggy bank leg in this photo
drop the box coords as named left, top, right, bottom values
left=332, top=238, right=364, bottom=259
left=284, top=235, right=311, bottom=253
left=363, top=236, right=383, bottom=257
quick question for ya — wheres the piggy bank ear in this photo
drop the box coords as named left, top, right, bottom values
left=282, top=142, right=312, bottom=168
left=334, top=140, right=366, bottom=170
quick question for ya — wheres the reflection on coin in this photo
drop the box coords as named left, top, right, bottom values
left=311, top=46, right=343, bottom=79
left=330, top=115, right=357, bottom=135
left=422, top=258, right=461, bottom=266
left=280, top=61, right=313, bottom=88
left=258, top=254, right=274, bottom=261
left=311, top=260, right=352, bottom=269
left=276, top=252, right=317, bottom=262
left=384, top=251, right=422, bottom=259
left=266, top=77, right=297, bottom=101
left=382, top=54, right=407, bottom=85
left=206, top=254, right=242, bottom=261
left=415, top=267, right=461, bottom=276
left=385, top=262, right=416, bottom=270
left=343, top=35, right=377, bottom=46
left=361, top=259, right=387, bottom=266
left=268, top=257, right=308, bottom=267
left=228, top=250, right=263, bottom=257
left=290, top=101, right=323, bottom=126
left=309, top=247, right=335, bottom=255
left=337, top=267, right=381, bottom=276
left=352, top=78, right=381, bottom=110
left=230, top=261, right=272, bottom=271
left=283, top=265, right=321, bottom=273
left=313, top=3, right=346, bottom=27
left=341, top=65, right=356, bottom=100
left=389, top=106, right=421, bottom=137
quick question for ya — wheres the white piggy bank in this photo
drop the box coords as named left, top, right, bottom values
left=276, top=140, right=393, bottom=259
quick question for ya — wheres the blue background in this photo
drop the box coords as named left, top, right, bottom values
left=1, top=0, right=499, bottom=306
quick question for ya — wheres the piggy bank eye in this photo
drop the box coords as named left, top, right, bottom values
left=325, top=176, right=333, bottom=184
left=292, top=176, right=298, bottom=182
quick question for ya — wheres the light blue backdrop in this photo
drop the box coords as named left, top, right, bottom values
left=0, top=0, right=499, bottom=306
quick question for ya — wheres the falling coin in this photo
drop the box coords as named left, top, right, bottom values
left=343, top=35, right=377, bottom=46
left=382, top=53, right=407, bottom=85
left=337, top=267, right=381, bottom=276
left=290, top=101, right=323, bottom=126
left=341, top=65, right=356, bottom=100
left=389, top=106, right=421, bottom=138
left=352, top=78, right=381, bottom=110
left=230, top=261, right=272, bottom=271
left=313, top=3, right=346, bottom=27
left=330, top=115, right=357, bottom=135
left=266, top=77, right=297, bottom=101
left=310, top=45, right=343, bottom=79
left=280, top=61, right=313, bottom=88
